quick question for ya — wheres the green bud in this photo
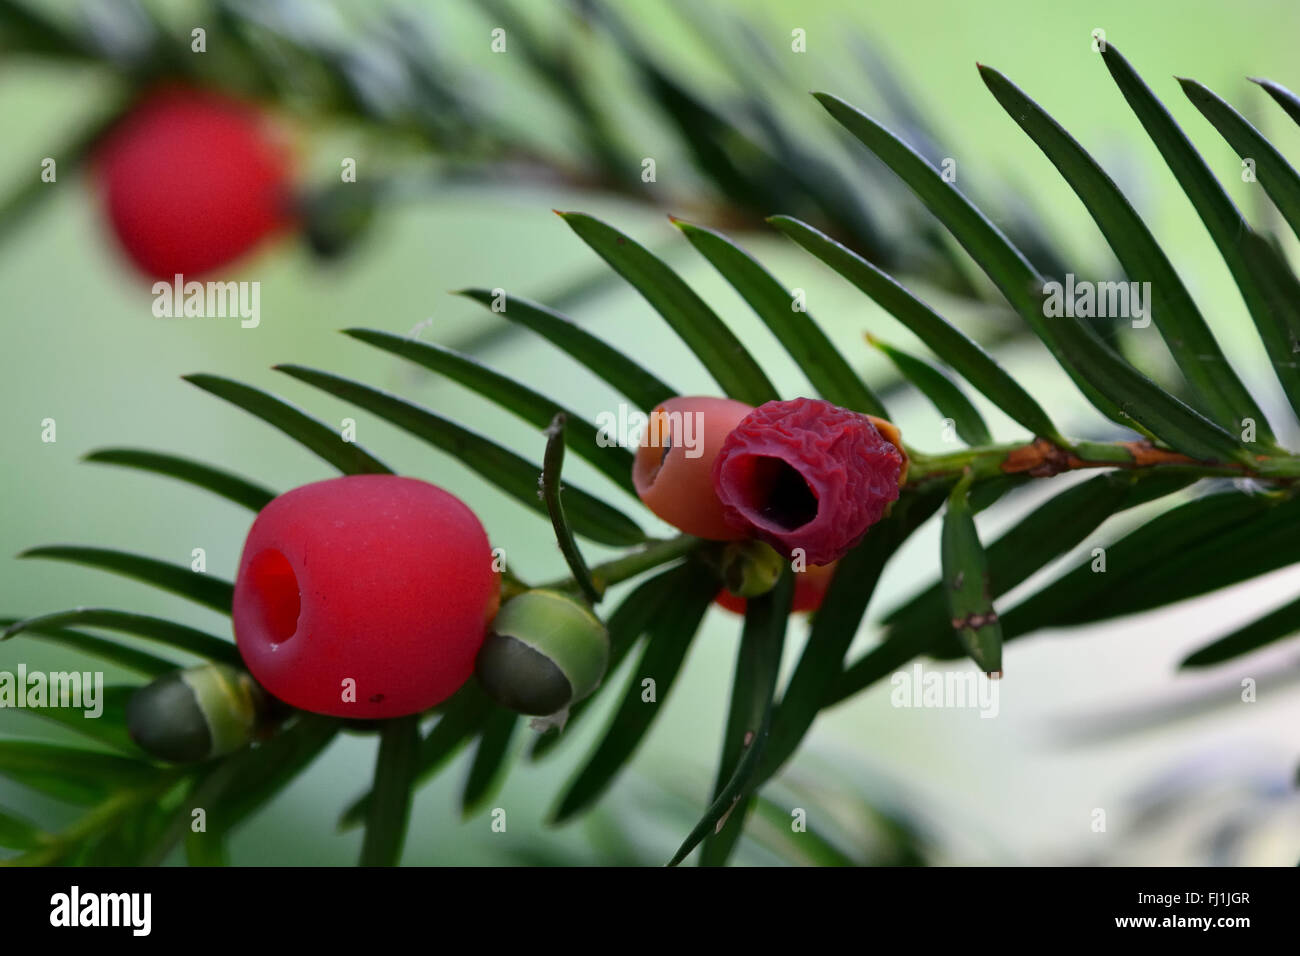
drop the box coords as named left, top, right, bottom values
left=476, top=589, right=609, bottom=716
left=719, top=540, right=785, bottom=598
left=126, top=663, right=268, bottom=763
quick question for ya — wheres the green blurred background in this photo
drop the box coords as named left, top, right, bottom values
left=4, top=0, right=1300, bottom=864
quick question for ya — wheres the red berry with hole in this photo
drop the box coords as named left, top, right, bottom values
left=632, top=396, right=754, bottom=540
left=712, top=398, right=905, bottom=565
left=232, top=475, right=498, bottom=719
left=92, top=86, right=295, bottom=279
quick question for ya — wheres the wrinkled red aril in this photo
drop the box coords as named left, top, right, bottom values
left=712, top=398, right=903, bottom=566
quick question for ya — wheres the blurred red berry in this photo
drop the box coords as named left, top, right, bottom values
left=632, top=395, right=754, bottom=540
left=232, top=475, right=498, bottom=719
left=712, top=398, right=904, bottom=565
left=715, top=560, right=838, bottom=615
left=92, top=86, right=295, bottom=279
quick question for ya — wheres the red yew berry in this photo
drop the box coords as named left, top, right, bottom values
left=232, top=475, right=498, bottom=719
left=92, top=86, right=295, bottom=280
left=711, top=398, right=905, bottom=565
left=715, top=560, right=838, bottom=616
left=632, top=395, right=754, bottom=540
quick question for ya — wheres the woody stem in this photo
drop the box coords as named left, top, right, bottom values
left=904, top=437, right=1295, bottom=487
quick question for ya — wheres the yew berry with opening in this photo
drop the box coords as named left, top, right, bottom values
left=232, top=475, right=498, bottom=719
left=92, top=85, right=295, bottom=279
left=632, top=395, right=754, bottom=540
left=712, top=398, right=906, bottom=566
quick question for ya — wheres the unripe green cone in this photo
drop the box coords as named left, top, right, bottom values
left=126, top=663, right=268, bottom=763
left=476, top=589, right=609, bottom=716
left=719, top=540, right=786, bottom=598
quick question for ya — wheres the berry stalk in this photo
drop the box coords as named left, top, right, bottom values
left=544, top=535, right=704, bottom=597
